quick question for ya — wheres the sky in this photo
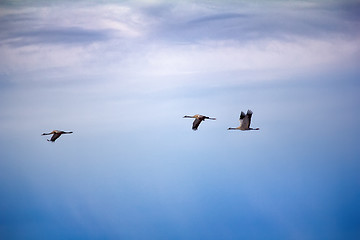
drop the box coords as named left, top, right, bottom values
left=1, top=0, right=360, bottom=239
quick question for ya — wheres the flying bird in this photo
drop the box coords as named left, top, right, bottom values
left=228, top=110, right=259, bottom=131
left=183, top=114, right=216, bottom=130
left=42, top=130, right=73, bottom=142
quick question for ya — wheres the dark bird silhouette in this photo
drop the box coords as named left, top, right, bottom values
left=228, top=110, right=259, bottom=130
left=183, top=114, right=216, bottom=130
left=42, top=130, right=73, bottom=142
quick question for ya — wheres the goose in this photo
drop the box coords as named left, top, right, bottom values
left=42, top=130, right=73, bottom=142
left=183, top=114, right=216, bottom=130
left=228, top=110, right=259, bottom=131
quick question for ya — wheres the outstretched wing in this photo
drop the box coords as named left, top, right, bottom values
left=239, top=111, right=246, bottom=128
left=192, top=118, right=203, bottom=130
left=243, top=110, right=253, bottom=129
left=50, top=133, right=61, bottom=142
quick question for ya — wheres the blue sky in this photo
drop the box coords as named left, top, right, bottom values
left=1, top=0, right=360, bottom=239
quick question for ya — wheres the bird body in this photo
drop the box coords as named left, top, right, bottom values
left=228, top=110, right=259, bottom=131
left=42, top=130, right=73, bottom=142
left=183, top=114, right=216, bottom=130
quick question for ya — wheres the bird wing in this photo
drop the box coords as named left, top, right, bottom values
left=242, top=110, right=253, bottom=129
left=239, top=111, right=246, bottom=127
left=192, top=118, right=203, bottom=130
left=50, top=133, right=62, bottom=142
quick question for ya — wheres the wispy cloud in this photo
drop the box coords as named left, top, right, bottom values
left=8, top=27, right=109, bottom=46
left=1, top=0, right=358, bottom=79
left=0, top=0, right=359, bottom=133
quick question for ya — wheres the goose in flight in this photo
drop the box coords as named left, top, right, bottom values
left=228, top=110, right=259, bottom=131
left=183, top=114, right=216, bottom=130
left=42, top=130, right=73, bottom=142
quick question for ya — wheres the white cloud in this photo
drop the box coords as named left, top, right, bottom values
left=1, top=1, right=359, bottom=86
left=130, top=36, right=360, bottom=85
left=2, top=32, right=358, bottom=87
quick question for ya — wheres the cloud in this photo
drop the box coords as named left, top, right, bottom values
left=188, top=12, right=249, bottom=24
left=0, top=4, right=148, bottom=47
left=3, top=0, right=358, bottom=48
left=7, top=27, right=109, bottom=46
left=0, top=0, right=359, bottom=89
left=144, top=38, right=358, bottom=76
left=137, top=0, right=360, bottom=43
